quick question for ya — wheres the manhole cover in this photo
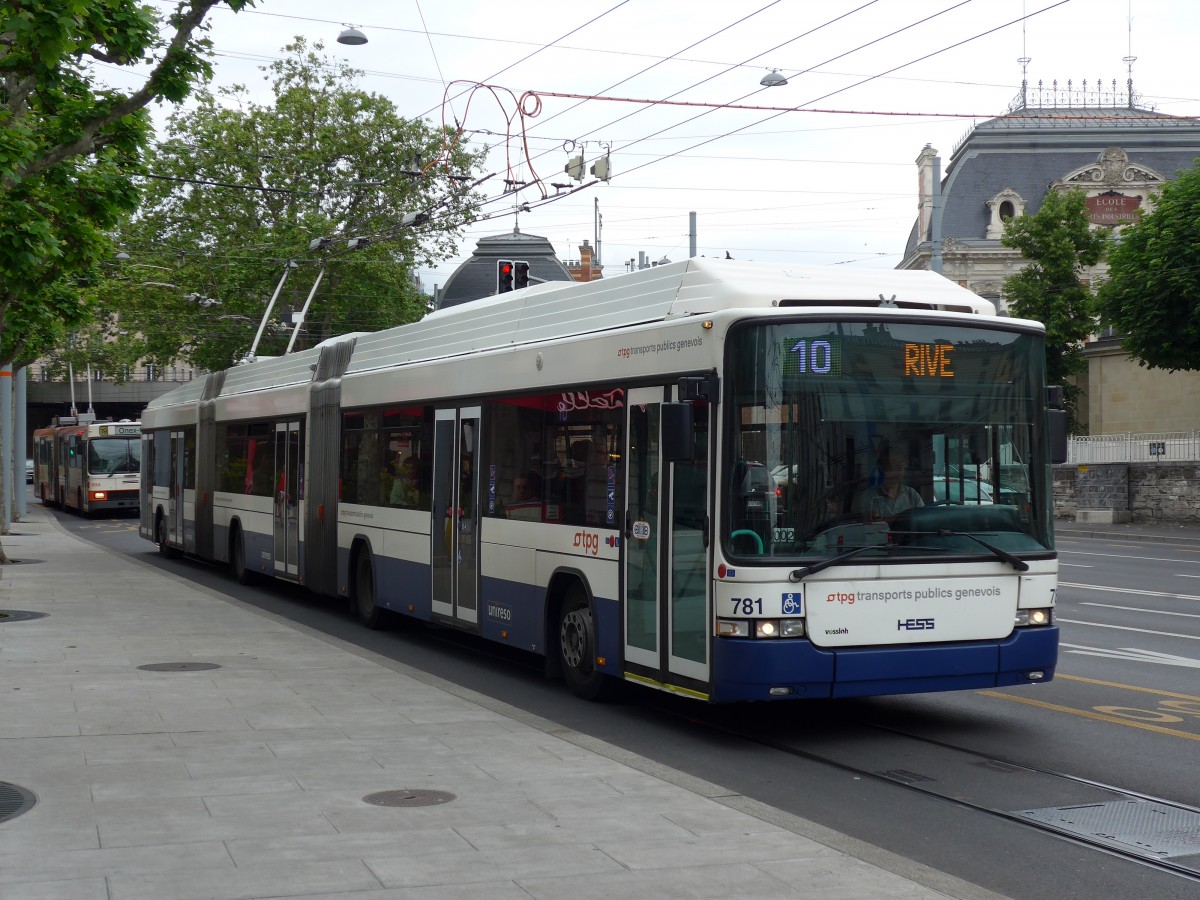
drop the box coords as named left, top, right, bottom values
left=0, top=782, right=37, bottom=824
left=362, top=789, right=456, bottom=808
left=1019, top=800, right=1200, bottom=859
left=137, top=662, right=222, bottom=672
left=0, top=610, right=48, bottom=623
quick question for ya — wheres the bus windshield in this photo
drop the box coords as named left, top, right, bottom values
left=725, top=319, right=1053, bottom=562
left=89, top=437, right=142, bottom=475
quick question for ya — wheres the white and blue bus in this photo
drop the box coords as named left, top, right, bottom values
left=140, top=259, right=1065, bottom=702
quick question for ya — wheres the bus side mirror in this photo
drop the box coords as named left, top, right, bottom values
left=1047, top=385, right=1068, bottom=464
left=1049, top=410, right=1068, bottom=464
left=662, top=402, right=694, bottom=462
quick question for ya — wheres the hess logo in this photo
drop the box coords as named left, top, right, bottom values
left=898, top=618, right=935, bottom=631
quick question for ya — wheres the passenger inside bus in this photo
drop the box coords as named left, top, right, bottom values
left=390, top=456, right=421, bottom=507
left=507, top=470, right=542, bottom=521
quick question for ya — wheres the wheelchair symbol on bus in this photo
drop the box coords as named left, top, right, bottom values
left=781, top=592, right=803, bottom=615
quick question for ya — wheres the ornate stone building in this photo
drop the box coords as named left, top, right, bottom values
left=899, top=81, right=1200, bottom=433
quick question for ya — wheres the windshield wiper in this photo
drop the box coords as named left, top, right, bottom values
left=890, top=529, right=1030, bottom=572
left=789, top=542, right=946, bottom=581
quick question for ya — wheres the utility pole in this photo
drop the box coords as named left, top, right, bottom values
left=594, top=198, right=602, bottom=268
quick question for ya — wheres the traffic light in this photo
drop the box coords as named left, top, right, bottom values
left=514, top=260, right=530, bottom=290
left=497, top=259, right=513, bottom=293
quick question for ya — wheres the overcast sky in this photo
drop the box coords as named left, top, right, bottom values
left=132, top=0, right=1198, bottom=291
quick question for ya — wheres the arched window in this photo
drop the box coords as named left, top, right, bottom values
left=986, top=189, right=1026, bottom=239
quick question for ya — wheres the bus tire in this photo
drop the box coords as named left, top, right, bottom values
left=557, top=583, right=611, bottom=701
left=353, top=549, right=382, bottom=629
left=156, top=511, right=181, bottom=559
left=230, top=524, right=254, bottom=584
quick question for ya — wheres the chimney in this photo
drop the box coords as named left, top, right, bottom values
left=579, top=240, right=593, bottom=281
left=916, top=144, right=938, bottom=246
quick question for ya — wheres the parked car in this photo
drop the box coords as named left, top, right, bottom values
left=26, top=457, right=33, bottom=483
left=736, top=461, right=778, bottom=523
left=932, top=476, right=1021, bottom=505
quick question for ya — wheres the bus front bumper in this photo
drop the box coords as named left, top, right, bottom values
left=709, top=626, right=1058, bottom=702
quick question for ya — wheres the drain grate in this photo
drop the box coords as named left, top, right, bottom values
left=363, top=789, right=456, bottom=808
left=0, top=782, right=37, bottom=824
left=0, top=610, right=48, bottom=623
left=878, top=769, right=935, bottom=785
left=137, top=662, right=222, bottom=672
left=1019, top=800, right=1200, bottom=859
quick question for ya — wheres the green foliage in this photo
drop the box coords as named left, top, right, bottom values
left=0, top=0, right=251, bottom=370
left=1097, top=161, right=1200, bottom=372
left=105, top=38, right=484, bottom=371
left=1001, top=189, right=1110, bottom=431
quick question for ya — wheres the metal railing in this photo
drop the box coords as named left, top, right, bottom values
left=26, top=363, right=200, bottom=384
left=1068, top=432, right=1200, bottom=464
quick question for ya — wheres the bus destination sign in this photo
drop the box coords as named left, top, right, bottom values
left=784, top=336, right=955, bottom=379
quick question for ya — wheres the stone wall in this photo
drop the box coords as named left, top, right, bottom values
left=1053, top=463, right=1200, bottom=524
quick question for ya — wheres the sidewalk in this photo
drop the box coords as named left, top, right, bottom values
left=0, top=504, right=995, bottom=900
left=1055, top=517, right=1200, bottom=545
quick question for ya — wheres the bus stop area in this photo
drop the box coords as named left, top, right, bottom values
left=0, top=504, right=994, bottom=900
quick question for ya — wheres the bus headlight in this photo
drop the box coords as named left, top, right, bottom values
left=717, top=619, right=807, bottom=639
left=779, top=618, right=806, bottom=638
left=756, top=619, right=805, bottom=638
left=1015, top=608, right=1053, bottom=627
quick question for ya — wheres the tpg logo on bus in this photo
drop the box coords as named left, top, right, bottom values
left=573, top=531, right=600, bottom=556
left=898, top=618, right=935, bottom=631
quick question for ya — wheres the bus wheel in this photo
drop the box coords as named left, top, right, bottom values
left=156, top=512, right=181, bottom=559
left=353, top=550, right=382, bottom=629
left=558, top=585, right=611, bottom=701
left=230, top=525, right=254, bottom=584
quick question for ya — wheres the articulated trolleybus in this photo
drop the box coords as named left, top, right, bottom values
left=32, top=415, right=142, bottom=515
left=141, top=259, right=1065, bottom=702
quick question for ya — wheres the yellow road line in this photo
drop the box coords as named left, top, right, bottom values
left=1056, top=672, right=1200, bottom=702
left=979, top=690, right=1200, bottom=741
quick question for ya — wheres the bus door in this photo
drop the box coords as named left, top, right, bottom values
left=167, top=430, right=187, bottom=548
left=431, top=407, right=480, bottom=626
left=623, top=387, right=712, bottom=688
left=273, top=421, right=302, bottom=577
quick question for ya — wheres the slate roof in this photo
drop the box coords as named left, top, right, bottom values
left=904, top=105, right=1200, bottom=258
left=437, top=230, right=574, bottom=309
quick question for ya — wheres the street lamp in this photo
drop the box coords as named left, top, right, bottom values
left=760, top=69, right=788, bottom=87
left=338, top=25, right=367, bottom=45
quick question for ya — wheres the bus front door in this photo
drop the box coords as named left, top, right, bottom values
left=431, top=407, right=481, bottom=626
left=273, top=421, right=301, bottom=577
left=624, top=387, right=712, bottom=692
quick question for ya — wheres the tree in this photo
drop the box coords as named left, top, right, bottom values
left=0, top=0, right=250, bottom=371
left=103, top=39, right=484, bottom=372
left=0, top=0, right=249, bottom=553
left=1097, top=162, right=1200, bottom=372
left=1001, top=188, right=1110, bottom=432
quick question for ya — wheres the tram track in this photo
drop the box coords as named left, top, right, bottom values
left=667, top=700, right=1200, bottom=885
